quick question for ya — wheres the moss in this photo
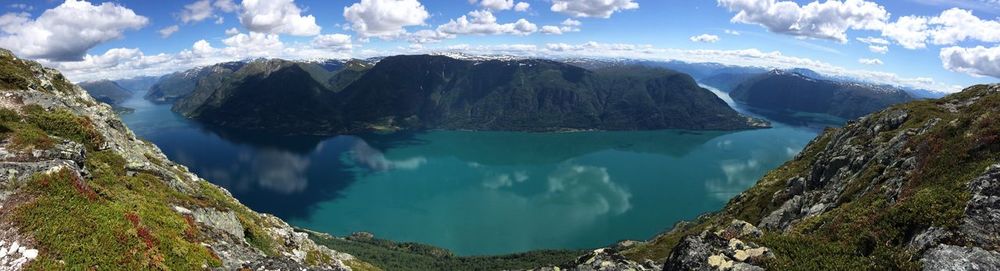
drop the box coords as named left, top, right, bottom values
left=7, top=122, right=54, bottom=151
left=345, top=259, right=383, bottom=271
left=15, top=151, right=222, bottom=270
left=0, top=54, right=40, bottom=91
left=22, top=105, right=104, bottom=150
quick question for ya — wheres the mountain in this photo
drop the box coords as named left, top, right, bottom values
left=0, top=49, right=365, bottom=270
left=113, top=75, right=161, bottom=93
left=700, top=72, right=763, bottom=93
left=77, top=79, right=132, bottom=105
left=144, top=61, right=247, bottom=104
left=171, top=55, right=769, bottom=134
left=731, top=70, right=915, bottom=119
left=595, top=84, right=1000, bottom=270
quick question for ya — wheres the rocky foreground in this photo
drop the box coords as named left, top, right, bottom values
left=0, top=50, right=366, bottom=270
left=586, top=84, right=1000, bottom=270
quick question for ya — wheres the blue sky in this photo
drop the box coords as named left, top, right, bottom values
left=2, top=0, right=999, bottom=92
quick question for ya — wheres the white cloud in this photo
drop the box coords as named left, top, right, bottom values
left=540, top=18, right=582, bottom=35
left=724, top=29, right=741, bottom=35
left=437, top=10, right=537, bottom=36
left=239, top=0, right=320, bottom=36
left=0, top=0, right=148, bottom=61
left=225, top=27, right=240, bottom=36
left=344, top=0, right=430, bottom=40
left=856, top=36, right=889, bottom=45
left=940, top=45, right=1000, bottom=78
left=159, top=25, right=180, bottom=38
left=514, top=2, right=530, bottom=12
left=690, top=34, right=721, bottom=43
left=408, top=29, right=454, bottom=43
left=868, top=45, right=888, bottom=54
left=470, top=0, right=514, bottom=10
left=927, top=8, right=1000, bottom=45
left=179, top=0, right=237, bottom=24
left=311, top=34, right=353, bottom=51
left=882, top=8, right=1000, bottom=50
left=718, top=0, right=889, bottom=43
left=858, top=58, right=883, bottom=65
left=881, top=15, right=930, bottom=49
left=180, top=0, right=214, bottom=23
left=214, top=0, right=238, bottom=12
left=8, top=4, right=32, bottom=11
left=551, top=0, right=638, bottom=18
left=857, top=36, right=889, bottom=53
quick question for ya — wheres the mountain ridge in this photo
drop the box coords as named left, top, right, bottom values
left=170, top=54, right=769, bottom=135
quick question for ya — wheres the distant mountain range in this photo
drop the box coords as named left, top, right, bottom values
left=163, top=55, right=767, bottom=134
left=78, top=79, right=132, bottom=105
left=105, top=55, right=946, bottom=132
left=730, top=70, right=915, bottom=119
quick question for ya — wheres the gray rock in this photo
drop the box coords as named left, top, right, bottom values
left=192, top=208, right=245, bottom=240
left=921, top=244, right=1000, bottom=271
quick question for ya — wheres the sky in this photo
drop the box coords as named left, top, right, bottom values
left=1, top=0, right=999, bottom=93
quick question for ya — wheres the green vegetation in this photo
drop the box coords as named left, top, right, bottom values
left=21, top=105, right=104, bottom=150
left=15, top=163, right=221, bottom=270
left=309, top=233, right=582, bottom=271
left=170, top=55, right=762, bottom=135
left=622, top=85, right=1000, bottom=269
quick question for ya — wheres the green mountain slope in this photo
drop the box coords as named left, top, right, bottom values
left=77, top=79, right=132, bottom=105
left=612, top=84, right=1000, bottom=270
left=172, top=55, right=768, bottom=134
left=0, top=49, right=368, bottom=270
left=731, top=70, right=915, bottom=119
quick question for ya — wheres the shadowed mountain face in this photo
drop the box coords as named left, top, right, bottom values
left=113, top=75, right=161, bottom=93
left=78, top=79, right=132, bottom=105
left=144, top=61, right=247, bottom=104
left=730, top=70, right=915, bottom=119
left=169, top=55, right=767, bottom=135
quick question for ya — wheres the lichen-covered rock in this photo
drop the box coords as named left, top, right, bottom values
left=921, top=244, right=1000, bottom=271
left=663, top=220, right=771, bottom=271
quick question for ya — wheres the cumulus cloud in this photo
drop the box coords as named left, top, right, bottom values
left=437, top=10, right=537, bottom=36
left=882, top=8, right=1000, bottom=50
left=858, top=58, right=883, bottom=65
left=470, top=0, right=513, bottom=10
left=178, top=0, right=238, bottom=24
left=311, top=34, right=353, bottom=51
left=927, top=8, right=1000, bottom=45
left=940, top=45, right=1000, bottom=78
left=551, top=0, right=638, bottom=18
left=344, top=0, right=430, bottom=40
left=180, top=0, right=214, bottom=23
left=881, top=15, right=930, bottom=49
left=718, top=0, right=889, bottom=43
left=159, top=25, right=180, bottom=38
left=690, top=34, right=721, bottom=43
left=514, top=2, right=530, bottom=12
left=239, top=0, right=320, bottom=36
left=0, top=0, right=148, bottom=61
left=541, top=18, right=582, bottom=35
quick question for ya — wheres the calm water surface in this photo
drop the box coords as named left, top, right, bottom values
left=119, top=86, right=830, bottom=255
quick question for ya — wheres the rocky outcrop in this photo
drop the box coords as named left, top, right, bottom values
left=531, top=247, right=662, bottom=271
left=0, top=48, right=355, bottom=270
left=664, top=220, right=771, bottom=271
left=619, top=84, right=1000, bottom=270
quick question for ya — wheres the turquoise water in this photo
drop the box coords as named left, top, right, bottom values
left=119, top=87, right=826, bottom=256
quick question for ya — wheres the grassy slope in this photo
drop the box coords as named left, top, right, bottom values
left=622, top=85, right=999, bottom=270
left=309, top=233, right=583, bottom=271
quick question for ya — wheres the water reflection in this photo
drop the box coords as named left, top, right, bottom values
left=119, top=90, right=828, bottom=255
